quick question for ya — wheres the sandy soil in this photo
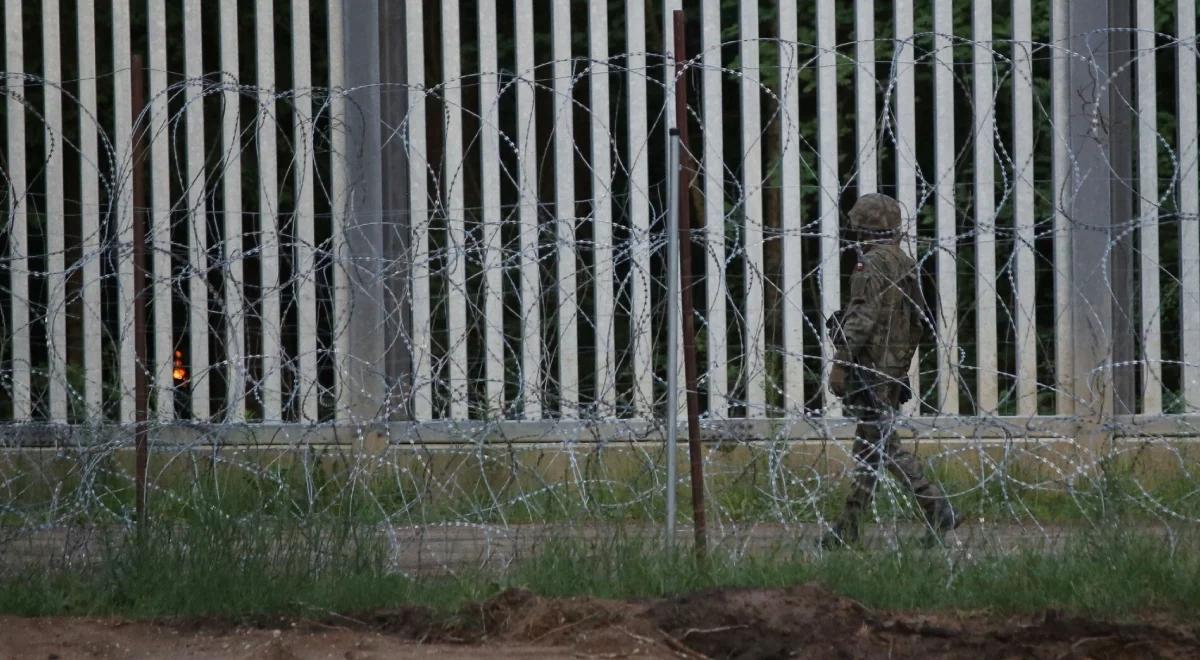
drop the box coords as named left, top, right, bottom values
left=3, top=583, right=1198, bottom=659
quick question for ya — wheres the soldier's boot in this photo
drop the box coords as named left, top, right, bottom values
left=820, top=512, right=861, bottom=550
left=886, top=447, right=959, bottom=547
left=918, top=488, right=960, bottom=548
left=821, top=475, right=874, bottom=550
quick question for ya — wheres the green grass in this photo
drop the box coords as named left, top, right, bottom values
left=509, top=529, right=1200, bottom=618
left=4, top=446, right=1198, bottom=622
left=3, top=515, right=1198, bottom=622
left=0, top=515, right=490, bottom=619
left=7, top=446, right=1196, bottom=529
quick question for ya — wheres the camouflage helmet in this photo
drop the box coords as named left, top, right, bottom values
left=846, top=193, right=902, bottom=235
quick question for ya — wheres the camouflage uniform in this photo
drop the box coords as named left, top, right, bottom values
left=823, top=194, right=957, bottom=548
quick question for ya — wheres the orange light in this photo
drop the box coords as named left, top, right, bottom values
left=173, top=367, right=187, bottom=381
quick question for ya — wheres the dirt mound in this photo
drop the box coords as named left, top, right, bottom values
left=452, top=587, right=661, bottom=656
left=649, top=584, right=880, bottom=658
left=4, top=585, right=1199, bottom=658
left=462, top=584, right=1200, bottom=659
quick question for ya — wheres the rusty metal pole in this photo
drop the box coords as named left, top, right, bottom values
left=673, top=10, right=706, bottom=559
left=131, top=55, right=149, bottom=524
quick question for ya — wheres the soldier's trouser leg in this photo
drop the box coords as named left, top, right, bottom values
left=828, top=371, right=898, bottom=544
left=884, top=440, right=955, bottom=531
left=834, top=417, right=888, bottom=543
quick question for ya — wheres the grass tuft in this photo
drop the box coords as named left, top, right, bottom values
left=2, top=517, right=1197, bottom=622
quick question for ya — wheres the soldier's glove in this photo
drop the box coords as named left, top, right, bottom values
left=829, top=363, right=847, bottom=398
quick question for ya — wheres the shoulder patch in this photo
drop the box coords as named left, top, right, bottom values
left=855, top=262, right=865, bottom=272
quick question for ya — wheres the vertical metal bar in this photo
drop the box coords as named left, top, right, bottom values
left=589, top=0, right=616, bottom=415
left=322, top=41, right=361, bottom=407
left=1066, top=0, right=1116, bottom=420
left=1109, top=0, right=1136, bottom=415
left=328, top=1, right=348, bottom=424
left=78, top=0, right=103, bottom=418
left=701, top=0, right=727, bottom=417
left=665, top=131, right=680, bottom=548
left=379, top=1, right=411, bottom=420
left=479, top=0, right=505, bottom=416
left=1179, top=0, right=1200, bottom=409
left=817, top=0, right=841, bottom=415
left=897, top=0, right=912, bottom=248
left=895, top=0, right=920, bottom=415
left=663, top=2, right=680, bottom=89
left=43, top=0, right=68, bottom=422
left=184, top=0, right=209, bottom=421
left=1013, top=0, right=1038, bottom=416
left=664, top=0, right=682, bottom=420
left=329, top=1, right=346, bottom=419
left=149, top=0, right=173, bottom=422
left=218, top=0, right=245, bottom=421
left=515, top=0, right=541, bottom=419
left=674, top=10, right=706, bottom=558
left=504, top=6, right=530, bottom=415
left=1137, top=0, right=1162, bottom=414
left=552, top=0, right=578, bottom=417
left=256, top=0, right=281, bottom=421
left=934, top=0, right=958, bottom=414
left=405, top=0, right=430, bottom=420
left=855, top=0, right=876, bottom=193
left=739, top=0, right=764, bottom=416
left=339, top=0, right=387, bottom=422
left=779, top=0, right=804, bottom=412
left=973, top=0, right=998, bottom=414
left=627, top=0, right=652, bottom=417
left=442, top=0, right=468, bottom=419
left=330, top=7, right=389, bottom=424
left=131, top=54, right=149, bottom=521
left=5, top=0, right=30, bottom=421
left=292, top=0, right=317, bottom=421
left=1051, top=0, right=1073, bottom=414
left=114, top=0, right=136, bottom=424
left=663, top=0, right=680, bottom=231
left=327, top=0, right=350, bottom=420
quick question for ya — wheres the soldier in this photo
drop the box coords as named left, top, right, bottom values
left=821, top=193, right=959, bottom=549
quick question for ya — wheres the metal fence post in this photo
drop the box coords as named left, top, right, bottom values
left=1108, top=0, right=1136, bottom=416
left=339, top=0, right=388, bottom=425
left=665, top=129, right=679, bottom=549
left=131, top=55, right=149, bottom=522
left=1063, top=0, right=1135, bottom=445
left=380, top=0, right=411, bottom=420
left=673, top=10, right=706, bottom=560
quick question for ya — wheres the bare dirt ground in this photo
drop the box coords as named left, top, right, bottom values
left=3, top=584, right=1198, bottom=659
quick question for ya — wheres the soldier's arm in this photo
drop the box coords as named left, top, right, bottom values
left=834, top=260, right=885, bottom=362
